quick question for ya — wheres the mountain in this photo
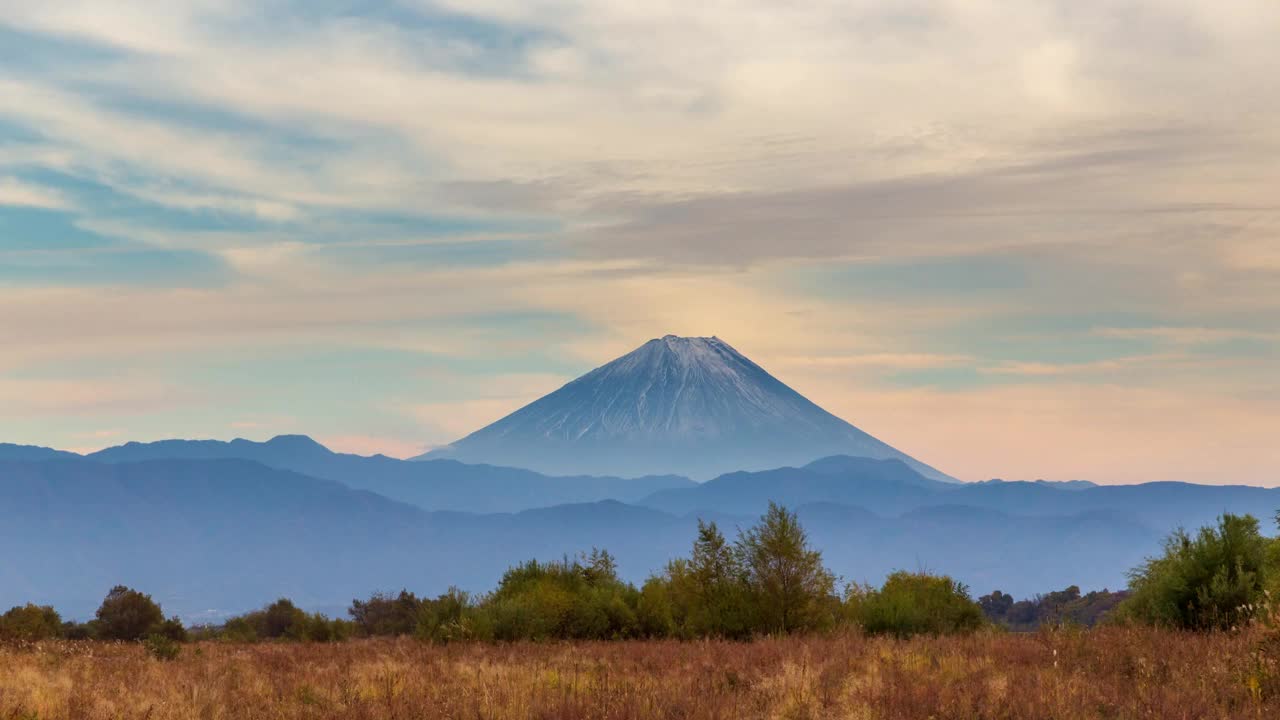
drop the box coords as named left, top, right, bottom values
left=84, top=435, right=694, bottom=513
left=642, top=458, right=944, bottom=516
left=793, top=502, right=1155, bottom=597
left=0, top=457, right=701, bottom=619
left=0, top=443, right=79, bottom=462
left=0, top=456, right=1162, bottom=619
left=978, top=478, right=1099, bottom=491
left=88, top=434, right=335, bottom=466
left=418, top=335, right=952, bottom=481
left=638, top=459, right=1280, bottom=534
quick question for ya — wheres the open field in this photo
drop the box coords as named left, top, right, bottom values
left=3, top=628, right=1279, bottom=720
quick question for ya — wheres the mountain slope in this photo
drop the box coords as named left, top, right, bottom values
left=86, top=435, right=694, bottom=513
left=0, top=443, right=80, bottom=461
left=641, top=458, right=943, bottom=516
left=420, top=335, right=951, bottom=480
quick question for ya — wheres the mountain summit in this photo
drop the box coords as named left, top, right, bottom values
left=419, top=335, right=953, bottom=481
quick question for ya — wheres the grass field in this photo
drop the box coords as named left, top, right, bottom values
left=3, top=628, right=1278, bottom=719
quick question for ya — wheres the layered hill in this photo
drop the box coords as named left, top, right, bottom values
left=5, top=432, right=1276, bottom=619
left=1, top=456, right=1164, bottom=619
left=81, top=435, right=693, bottom=513
left=639, top=456, right=1280, bottom=533
left=419, top=335, right=951, bottom=480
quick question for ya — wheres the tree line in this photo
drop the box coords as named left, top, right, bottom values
left=5, top=506, right=1280, bottom=651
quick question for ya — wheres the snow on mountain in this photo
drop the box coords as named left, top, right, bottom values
left=419, top=335, right=954, bottom=481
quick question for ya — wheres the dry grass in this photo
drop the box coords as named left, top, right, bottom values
left=3, top=627, right=1279, bottom=719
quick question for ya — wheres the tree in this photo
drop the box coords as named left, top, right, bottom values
left=262, top=598, right=307, bottom=639
left=686, top=520, right=753, bottom=637
left=481, top=552, right=641, bottom=641
left=415, top=588, right=477, bottom=642
left=978, top=590, right=1014, bottom=620
left=349, top=590, right=424, bottom=636
left=979, top=586, right=1127, bottom=630
left=735, top=503, right=836, bottom=634
left=0, top=604, right=63, bottom=641
left=856, top=571, right=985, bottom=637
left=581, top=548, right=619, bottom=585
left=95, top=586, right=166, bottom=641
left=1122, top=513, right=1272, bottom=630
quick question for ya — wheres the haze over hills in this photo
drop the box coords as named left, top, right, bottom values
left=418, top=335, right=953, bottom=481
left=76, top=435, right=694, bottom=513
left=3, top=334, right=1277, bottom=622
left=637, top=457, right=1280, bottom=534
left=0, top=443, right=79, bottom=462
left=0, top=455, right=1163, bottom=619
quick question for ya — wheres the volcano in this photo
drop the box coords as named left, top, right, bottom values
left=417, top=335, right=952, bottom=481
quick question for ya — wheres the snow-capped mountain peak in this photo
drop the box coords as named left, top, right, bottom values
left=419, top=335, right=952, bottom=481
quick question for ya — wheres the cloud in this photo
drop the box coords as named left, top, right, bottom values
left=0, top=177, right=71, bottom=209
left=0, top=376, right=197, bottom=417
left=772, top=353, right=975, bottom=371
left=1094, top=326, right=1280, bottom=345
left=0, top=1, right=1276, bottom=482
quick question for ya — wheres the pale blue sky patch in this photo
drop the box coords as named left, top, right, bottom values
left=0, top=207, right=111, bottom=251
left=0, top=26, right=127, bottom=70
left=0, top=244, right=231, bottom=288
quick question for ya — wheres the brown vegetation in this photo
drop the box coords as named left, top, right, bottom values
left=4, top=627, right=1280, bottom=719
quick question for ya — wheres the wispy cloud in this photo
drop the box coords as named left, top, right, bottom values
left=0, top=0, right=1276, bottom=482
left=0, top=177, right=71, bottom=209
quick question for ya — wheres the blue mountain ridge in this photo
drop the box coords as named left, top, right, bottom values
left=4, top=440, right=1277, bottom=620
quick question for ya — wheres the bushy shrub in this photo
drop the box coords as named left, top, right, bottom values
left=215, top=599, right=352, bottom=642
left=1121, top=513, right=1273, bottom=630
left=95, top=586, right=173, bottom=641
left=482, top=550, right=641, bottom=641
left=980, top=586, right=1129, bottom=630
left=261, top=598, right=307, bottom=639
left=853, top=571, right=985, bottom=637
left=350, top=590, right=423, bottom=637
left=416, top=588, right=480, bottom=642
left=0, top=604, right=63, bottom=641
left=61, top=621, right=97, bottom=640
left=144, top=633, right=181, bottom=661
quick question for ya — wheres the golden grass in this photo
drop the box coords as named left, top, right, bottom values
left=3, top=627, right=1279, bottom=719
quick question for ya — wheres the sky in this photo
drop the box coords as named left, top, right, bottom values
left=0, top=1, right=1277, bottom=485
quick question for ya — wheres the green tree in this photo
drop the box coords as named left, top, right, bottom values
left=855, top=571, right=985, bottom=637
left=262, top=598, right=307, bottom=639
left=735, top=503, right=836, bottom=634
left=1122, top=513, right=1272, bottom=630
left=683, top=520, right=753, bottom=637
left=0, top=604, right=63, bottom=641
left=95, top=586, right=166, bottom=641
left=481, top=551, right=641, bottom=641
left=415, top=588, right=479, bottom=642
left=637, top=564, right=680, bottom=637
left=349, top=590, right=424, bottom=636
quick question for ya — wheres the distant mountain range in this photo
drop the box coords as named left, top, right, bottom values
left=2, top=335, right=1275, bottom=621
left=418, top=335, right=953, bottom=481
left=3, top=435, right=1277, bottom=620
left=78, top=435, right=693, bottom=513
